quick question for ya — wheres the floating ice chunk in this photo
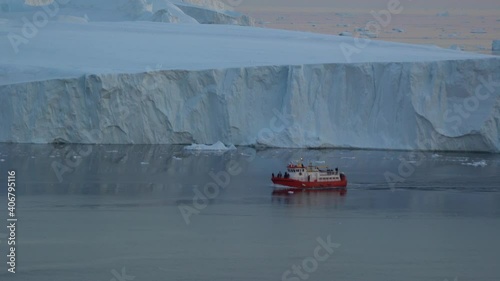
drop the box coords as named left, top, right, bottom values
left=0, top=159, right=4, bottom=162
left=106, top=150, right=119, bottom=153
left=173, top=156, right=182, bottom=160
left=449, top=44, right=463, bottom=51
left=339, top=31, right=353, bottom=36
left=462, top=160, right=487, bottom=167
left=436, top=11, right=450, bottom=17
left=443, top=32, right=459, bottom=38
left=449, top=157, right=469, bottom=162
left=184, top=141, right=236, bottom=152
left=493, top=40, right=500, bottom=51
left=471, top=28, right=486, bottom=34
left=431, top=154, right=441, bottom=158
left=140, top=162, right=150, bottom=165
left=335, top=13, right=352, bottom=18
left=360, top=31, right=378, bottom=38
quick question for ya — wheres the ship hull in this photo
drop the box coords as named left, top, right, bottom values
left=272, top=176, right=347, bottom=189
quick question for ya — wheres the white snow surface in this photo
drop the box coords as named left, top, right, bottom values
left=0, top=15, right=499, bottom=151
left=1, top=22, right=494, bottom=85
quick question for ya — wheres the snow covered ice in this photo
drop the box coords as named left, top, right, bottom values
left=0, top=0, right=499, bottom=152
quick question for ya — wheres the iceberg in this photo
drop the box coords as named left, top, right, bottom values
left=0, top=0, right=253, bottom=25
left=0, top=2, right=499, bottom=152
left=184, top=141, right=236, bottom=151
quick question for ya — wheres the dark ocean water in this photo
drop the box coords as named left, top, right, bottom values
left=0, top=144, right=499, bottom=281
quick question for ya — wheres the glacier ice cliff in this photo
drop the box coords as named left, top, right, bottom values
left=1, top=60, right=499, bottom=152
left=0, top=22, right=499, bottom=151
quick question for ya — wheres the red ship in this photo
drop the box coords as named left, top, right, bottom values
left=271, top=160, right=347, bottom=190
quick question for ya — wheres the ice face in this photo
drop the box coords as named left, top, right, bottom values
left=0, top=22, right=498, bottom=151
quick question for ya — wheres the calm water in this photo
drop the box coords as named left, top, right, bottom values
left=0, top=144, right=499, bottom=281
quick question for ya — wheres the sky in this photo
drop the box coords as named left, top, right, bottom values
left=239, top=0, right=500, bottom=10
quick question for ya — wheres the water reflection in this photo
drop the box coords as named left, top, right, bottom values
left=271, top=188, right=347, bottom=207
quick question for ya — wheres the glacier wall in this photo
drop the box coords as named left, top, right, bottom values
left=1, top=58, right=499, bottom=152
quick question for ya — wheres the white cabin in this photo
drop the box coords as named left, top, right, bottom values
left=284, top=162, right=342, bottom=182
